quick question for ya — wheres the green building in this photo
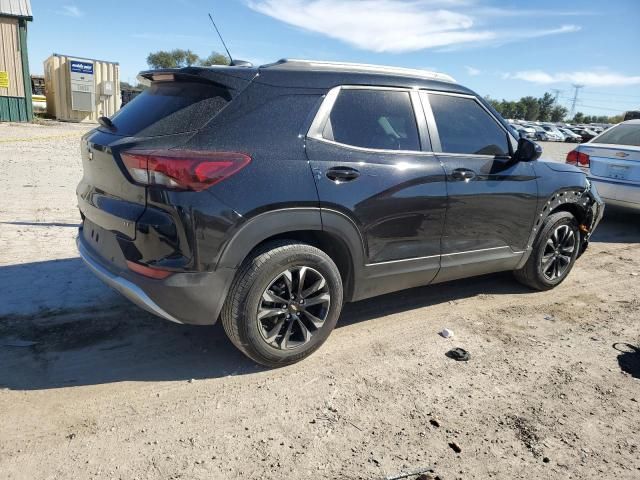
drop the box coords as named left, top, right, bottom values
left=0, top=0, right=33, bottom=122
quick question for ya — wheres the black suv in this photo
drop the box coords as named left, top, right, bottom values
left=77, top=60, right=603, bottom=366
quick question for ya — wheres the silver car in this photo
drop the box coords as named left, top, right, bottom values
left=567, top=120, right=640, bottom=210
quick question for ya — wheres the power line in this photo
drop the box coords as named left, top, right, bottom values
left=581, top=91, right=640, bottom=99
left=558, top=95, right=636, bottom=106
left=572, top=103, right=626, bottom=113
left=570, top=96, right=639, bottom=104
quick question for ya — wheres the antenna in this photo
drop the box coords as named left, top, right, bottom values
left=208, top=12, right=233, bottom=65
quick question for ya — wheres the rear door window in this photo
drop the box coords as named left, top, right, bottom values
left=593, top=123, right=640, bottom=146
left=107, top=81, right=230, bottom=137
left=322, top=89, right=420, bottom=151
left=427, top=93, right=510, bottom=156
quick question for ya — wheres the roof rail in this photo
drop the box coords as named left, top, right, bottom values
left=262, top=59, right=456, bottom=83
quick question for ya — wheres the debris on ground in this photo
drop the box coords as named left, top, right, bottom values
left=384, top=466, right=438, bottom=480
left=439, top=328, right=454, bottom=338
left=416, top=474, right=441, bottom=480
left=448, top=441, right=462, bottom=453
left=445, top=348, right=470, bottom=361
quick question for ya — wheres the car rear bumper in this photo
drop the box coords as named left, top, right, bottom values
left=589, top=177, right=640, bottom=211
left=77, top=233, right=236, bottom=325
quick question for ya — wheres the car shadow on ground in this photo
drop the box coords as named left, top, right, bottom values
left=0, top=267, right=528, bottom=391
left=0, top=206, right=636, bottom=391
left=613, top=343, right=640, bottom=379
left=590, top=207, right=640, bottom=244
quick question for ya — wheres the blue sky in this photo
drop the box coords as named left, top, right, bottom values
left=28, top=0, right=640, bottom=116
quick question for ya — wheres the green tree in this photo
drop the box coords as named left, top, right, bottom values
left=573, top=112, right=585, bottom=123
left=537, top=92, right=555, bottom=122
left=146, top=49, right=200, bottom=69
left=199, top=52, right=230, bottom=66
left=550, top=105, right=568, bottom=122
left=485, top=96, right=501, bottom=112
left=519, top=96, right=540, bottom=121
left=499, top=100, right=517, bottom=119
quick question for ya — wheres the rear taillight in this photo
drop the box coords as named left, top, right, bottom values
left=121, top=150, right=251, bottom=191
left=566, top=150, right=590, bottom=167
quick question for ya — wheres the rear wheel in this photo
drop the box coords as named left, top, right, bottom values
left=514, top=211, right=580, bottom=291
left=221, top=241, right=343, bottom=367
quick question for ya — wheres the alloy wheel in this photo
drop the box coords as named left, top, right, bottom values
left=257, top=267, right=331, bottom=350
left=541, top=224, right=577, bottom=281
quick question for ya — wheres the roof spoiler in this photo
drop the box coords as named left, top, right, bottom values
left=230, top=59, right=253, bottom=67
left=137, top=65, right=258, bottom=92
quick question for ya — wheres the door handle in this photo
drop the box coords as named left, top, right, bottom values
left=451, top=168, right=477, bottom=182
left=326, top=166, right=360, bottom=182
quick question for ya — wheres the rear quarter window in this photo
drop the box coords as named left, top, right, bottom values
left=593, top=123, right=640, bottom=147
left=107, top=81, right=230, bottom=137
left=323, top=89, right=420, bottom=151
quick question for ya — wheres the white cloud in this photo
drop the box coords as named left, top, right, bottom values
left=508, top=24, right=581, bottom=39
left=249, top=0, right=492, bottom=52
left=505, top=70, right=640, bottom=87
left=465, top=66, right=481, bottom=76
left=61, top=5, right=83, bottom=17
left=248, top=0, right=582, bottom=53
left=435, top=24, right=581, bottom=51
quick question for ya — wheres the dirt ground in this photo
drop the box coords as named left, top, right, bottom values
left=1, top=121, right=639, bottom=480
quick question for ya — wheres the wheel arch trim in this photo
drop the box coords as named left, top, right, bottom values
left=216, top=207, right=366, bottom=280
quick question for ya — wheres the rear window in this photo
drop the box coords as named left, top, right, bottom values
left=107, top=81, right=230, bottom=137
left=593, top=123, right=640, bottom=147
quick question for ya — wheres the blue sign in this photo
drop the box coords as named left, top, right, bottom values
left=70, top=61, right=94, bottom=75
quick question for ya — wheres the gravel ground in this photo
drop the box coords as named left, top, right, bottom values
left=1, top=123, right=639, bottom=480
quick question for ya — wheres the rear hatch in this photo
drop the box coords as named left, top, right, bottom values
left=77, top=67, right=256, bottom=249
left=581, top=123, right=640, bottom=185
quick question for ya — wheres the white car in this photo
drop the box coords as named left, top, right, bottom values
left=508, top=123, right=535, bottom=139
left=558, top=127, right=582, bottom=143
left=541, top=125, right=565, bottom=141
left=566, top=120, right=640, bottom=211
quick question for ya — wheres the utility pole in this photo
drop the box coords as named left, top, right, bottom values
left=569, top=84, right=584, bottom=119
left=550, top=89, right=562, bottom=104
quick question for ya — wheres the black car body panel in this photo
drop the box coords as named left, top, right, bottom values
left=76, top=60, right=604, bottom=325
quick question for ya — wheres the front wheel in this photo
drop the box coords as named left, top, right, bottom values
left=221, top=241, right=343, bottom=367
left=514, top=211, right=580, bottom=291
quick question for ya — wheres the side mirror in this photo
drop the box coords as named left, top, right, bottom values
left=513, top=137, right=542, bottom=162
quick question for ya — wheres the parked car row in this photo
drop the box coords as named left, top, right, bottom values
left=508, top=119, right=607, bottom=143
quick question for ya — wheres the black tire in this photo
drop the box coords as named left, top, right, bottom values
left=220, top=241, right=343, bottom=367
left=514, top=211, right=580, bottom=291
